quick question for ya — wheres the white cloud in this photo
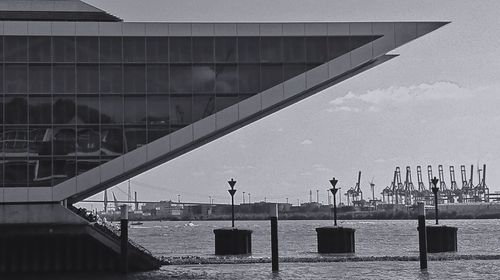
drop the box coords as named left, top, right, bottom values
left=329, top=81, right=475, bottom=112
left=301, top=139, right=313, bottom=145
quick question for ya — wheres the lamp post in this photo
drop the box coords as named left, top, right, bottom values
left=228, top=179, right=237, bottom=227
left=329, top=177, right=339, bottom=226
left=431, top=177, right=440, bottom=225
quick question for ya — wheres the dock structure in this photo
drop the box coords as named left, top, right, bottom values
left=0, top=0, right=448, bottom=273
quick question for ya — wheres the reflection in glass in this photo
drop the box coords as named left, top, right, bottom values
left=147, top=95, right=169, bottom=125
left=29, top=97, right=52, bottom=124
left=29, top=157, right=52, bottom=187
left=124, top=126, right=147, bottom=152
left=306, top=37, right=327, bottom=63
left=261, top=37, right=282, bottom=63
left=53, top=127, right=76, bottom=156
left=53, top=37, right=75, bottom=62
left=76, top=96, right=99, bottom=124
left=54, top=157, right=76, bottom=181
left=170, top=96, right=192, bottom=126
left=100, top=37, right=122, bottom=62
left=77, top=127, right=100, bottom=156
left=100, top=64, right=122, bottom=93
left=238, top=64, right=260, bottom=93
left=76, top=157, right=99, bottom=176
left=147, top=125, right=169, bottom=142
left=284, top=37, right=305, bottom=62
left=53, top=65, right=75, bottom=93
left=124, top=65, right=146, bottom=93
left=29, top=127, right=51, bottom=156
left=123, top=37, right=145, bottom=62
left=216, top=96, right=239, bottom=111
left=215, top=37, right=237, bottom=62
left=284, top=64, right=305, bottom=80
left=192, top=95, right=214, bottom=121
left=170, top=65, right=192, bottom=93
left=29, top=37, right=51, bottom=62
left=147, top=64, right=168, bottom=93
left=215, top=64, right=237, bottom=93
left=5, top=36, right=27, bottom=62
left=101, top=95, right=123, bottom=124
left=238, top=37, right=259, bottom=62
left=124, top=96, right=146, bottom=124
left=76, top=37, right=98, bottom=62
left=54, top=96, right=76, bottom=124
left=146, top=37, right=168, bottom=62
left=101, top=126, right=123, bottom=155
left=193, top=65, right=215, bottom=93
left=76, top=64, right=98, bottom=93
left=170, top=37, right=191, bottom=62
left=29, top=65, right=51, bottom=93
left=261, top=64, right=283, bottom=91
left=4, top=160, right=28, bottom=187
left=5, top=64, right=27, bottom=93
left=3, top=127, right=28, bottom=155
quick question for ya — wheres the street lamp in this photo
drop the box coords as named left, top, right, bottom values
left=431, top=177, right=440, bottom=225
left=329, top=177, right=340, bottom=226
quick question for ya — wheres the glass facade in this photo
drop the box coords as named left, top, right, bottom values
left=0, top=35, right=374, bottom=188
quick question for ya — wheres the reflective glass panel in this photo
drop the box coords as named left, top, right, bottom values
left=4, top=126, right=28, bottom=155
left=53, top=37, right=75, bottom=62
left=53, top=126, right=76, bottom=156
left=53, top=64, right=75, bottom=93
left=192, top=95, right=214, bottom=121
left=76, top=37, right=98, bottom=62
left=29, top=96, right=52, bottom=124
left=124, top=96, right=146, bottom=124
left=170, top=96, right=192, bottom=126
left=215, top=64, right=237, bottom=93
left=147, top=95, right=169, bottom=125
left=76, top=64, right=98, bottom=93
left=124, top=126, right=147, bottom=152
left=100, top=64, right=122, bottom=93
left=123, top=37, right=145, bottom=62
left=29, top=37, right=51, bottom=62
left=5, top=64, right=27, bottom=93
left=238, top=37, right=259, bottom=62
left=216, top=96, right=239, bottom=111
left=76, top=96, right=99, bottom=124
left=306, top=37, right=327, bottom=63
left=28, top=127, right=51, bottom=156
left=261, top=64, right=283, bottom=90
left=100, top=37, right=122, bottom=62
left=193, top=37, right=214, bottom=63
left=147, top=125, right=169, bottom=142
left=76, top=126, right=100, bottom=155
left=5, top=36, right=27, bottom=62
left=170, top=37, right=191, bottom=62
left=146, top=37, right=168, bottom=62
left=170, top=64, right=192, bottom=93
left=28, top=157, right=52, bottom=187
left=100, top=95, right=123, bottom=124
left=193, top=65, right=215, bottom=93
left=5, top=96, right=28, bottom=124
left=101, top=126, right=123, bottom=155
left=147, top=64, right=169, bottom=93
left=53, top=96, right=76, bottom=124
left=215, top=37, right=237, bottom=62
left=124, top=65, right=146, bottom=93
left=283, top=37, right=305, bottom=62
left=29, top=65, right=51, bottom=93
left=261, top=37, right=282, bottom=63
left=238, top=64, right=260, bottom=93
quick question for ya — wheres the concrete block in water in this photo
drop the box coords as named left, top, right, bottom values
left=213, top=228, right=252, bottom=255
left=426, top=225, right=458, bottom=253
left=316, top=226, right=355, bottom=253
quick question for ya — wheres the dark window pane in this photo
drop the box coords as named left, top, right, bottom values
left=100, top=64, right=122, bottom=93
left=284, top=64, right=305, bottom=80
left=193, top=95, right=214, bottom=121
left=123, top=37, right=145, bottom=62
left=170, top=37, right=191, bottom=62
left=261, top=37, right=282, bottom=63
left=215, top=64, right=237, bottom=93
left=170, top=96, right=192, bottom=126
left=0, top=96, right=3, bottom=124
left=124, top=65, right=145, bottom=93
left=29, top=37, right=51, bottom=62
left=0, top=67, right=3, bottom=93
left=29, top=65, right=51, bottom=93
left=53, top=96, right=76, bottom=124
left=77, top=127, right=100, bottom=155
left=284, top=37, right=305, bottom=62
left=147, top=125, right=169, bottom=142
left=350, top=35, right=374, bottom=50
left=328, top=36, right=350, bottom=59
left=170, top=64, right=192, bottom=93
left=215, top=37, right=237, bottom=62
left=76, top=64, right=98, bottom=93
left=216, top=96, right=239, bottom=111
left=100, top=95, right=123, bottom=124
left=261, top=64, right=283, bottom=90
left=238, top=64, right=260, bottom=93
left=193, top=65, right=215, bottom=93
left=101, top=126, right=123, bottom=155
left=76, top=96, right=99, bottom=124
left=0, top=37, right=4, bottom=62
left=4, top=127, right=28, bottom=155
left=100, top=37, right=122, bottom=62
left=53, top=65, right=75, bottom=93
left=306, top=37, right=327, bottom=63
left=5, top=96, right=28, bottom=124
left=193, top=37, right=213, bottom=63
left=5, top=160, right=28, bottom=187
left=29, top=157, right=52, bottom=187
left=54, top=157, right=76, bottom=181
left=5, top=36, right=27, bottom=62
left=29, top=128, right=51, bottom=156
left=53, top=37, right=75, bottom=62
left=76, top=37, right=98, bottom=62
left=124, top=96, right=146, bottom=124
left=5, top=64, right=27, bottom=93
left=147, top=95, right=169, bottom=125
left=147, top=64, right=168, bottom=93
left=124, top=126, right=146, bottom=152
left=29, top=96, right=52, bottom=124
left=146, top=37, right=168, bottom=62
left=238, top=37, right=259, bottom=62
left=53, top=127, right=76, bottom=156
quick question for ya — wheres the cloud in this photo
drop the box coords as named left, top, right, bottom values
left=301, top=139, right=313, bottom=145
left=329, top=81, right=475, bottom=112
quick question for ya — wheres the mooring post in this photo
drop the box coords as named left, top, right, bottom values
left=431, top=177, right=439, bottom=225
left=120, top=204, right=129, bottom=273
left=270, top=203, right=279, bottom=272
left=417, top=202, right=427, bottom=270
left=329, top=177, right=339, bottom=226
left=228, top=179, right=237, bottom=228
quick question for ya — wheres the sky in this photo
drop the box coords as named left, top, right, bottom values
left=80, top=0, right=500, bottom=208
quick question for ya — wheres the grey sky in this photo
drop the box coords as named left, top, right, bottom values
left=82, top=0, right=500, bottom=206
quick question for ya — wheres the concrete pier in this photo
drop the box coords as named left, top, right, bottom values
left=426, top=225, right=458, bottom=253
left=213, top=228, right=252, bottom=255
left=316, top=226, right=355, bottom=254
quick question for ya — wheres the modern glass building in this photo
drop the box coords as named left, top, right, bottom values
left=0, top=1, right=447, bottom=218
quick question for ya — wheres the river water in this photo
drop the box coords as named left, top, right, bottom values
left=28, top=219, right=500, bottom=279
